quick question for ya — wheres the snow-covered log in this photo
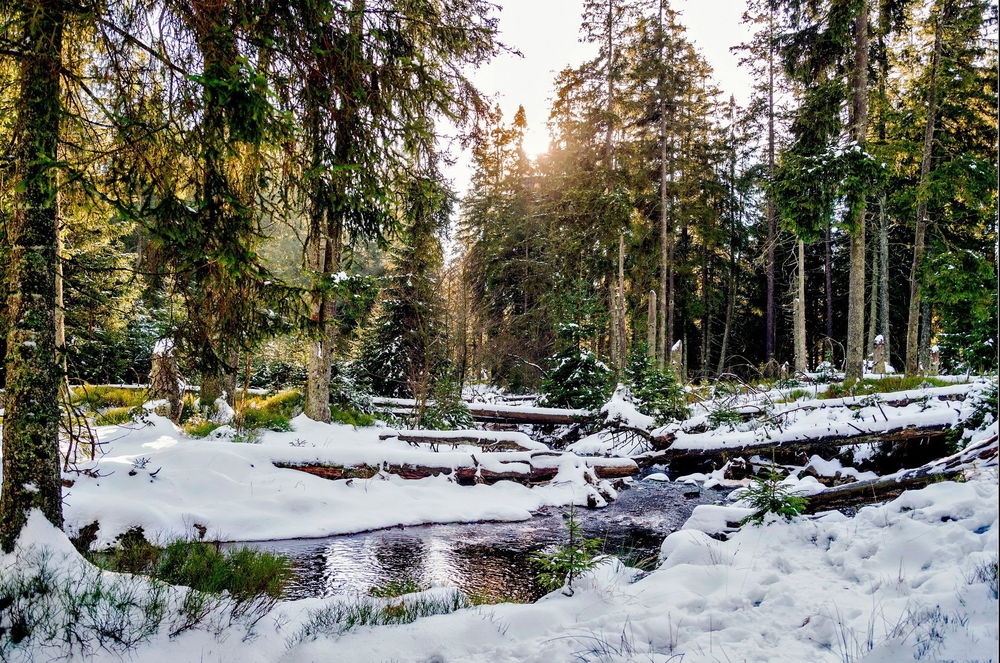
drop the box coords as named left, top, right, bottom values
left=635, top=421, right=956, bottom=469
left=370, top=397, right=594, bottom=425
left=377, top=430, right=546, bottom=452
left=805, top=433, right=997, bottom=512
left=274, top=452, right=637, bottom=487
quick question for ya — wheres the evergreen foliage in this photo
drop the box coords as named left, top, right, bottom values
left=539, top=324, right=614, bottom=411
left=739, top=470, right=810, bottom=526
left=531, top=509, right=608, bottom=597
left=623, top=345, right=687, bottom=424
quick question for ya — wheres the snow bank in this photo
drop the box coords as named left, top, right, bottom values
left=6, top=413, right=611, bottom=546
left=281, top=476, right=999, bottom=662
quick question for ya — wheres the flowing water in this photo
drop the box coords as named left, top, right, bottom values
left=230, top=479, right=726, bottom=602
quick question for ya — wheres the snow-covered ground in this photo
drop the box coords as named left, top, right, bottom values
left=1, top=380, right=997, bottom=661
left=33, top=412, right=617, bottom=546
left=3, top=468, right=996, bottom=662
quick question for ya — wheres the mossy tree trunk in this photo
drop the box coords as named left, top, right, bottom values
left=1, top=0, right=66, bottom=551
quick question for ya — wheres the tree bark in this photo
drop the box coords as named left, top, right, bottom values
left=657, top=0, right=670, bottom=370
left=1, top=0, right=67, bottom=551
left=878, top=193, right=890, bottom=368
left=765, top=6, right=777, bottom=363
left=844, top=1, right=871, bottom=382
left=794, top=240, right=808, bottom=373
left=647, top=290, right=657, bottom=358
left=905, top=7, right=943, bottom=375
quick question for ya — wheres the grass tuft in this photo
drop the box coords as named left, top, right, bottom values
left=72, top=385, right=148, bottom=411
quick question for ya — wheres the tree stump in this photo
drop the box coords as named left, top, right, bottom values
left=873, top=335, right=886, bottom=374
left=150, top=338, right=183, bottom=422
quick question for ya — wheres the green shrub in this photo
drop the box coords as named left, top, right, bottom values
left=782, top=388, right=810, bottom=402
left=823, top=376, right=952, bottom=399
left=237, top=408, right=292, bottom=432
left=367, top=578, right=426, bottom=598
left=182, top=419, right=224, bottom=438
left=94, top=406, right=141, bottom=426
left=531, top=510, right=608, bottom=596
left=71, top=385, right=148, bottom=411
left=87, top=531, right=290, bottom=606
left=330, top=407, right=376, bottom=427
left=707, top=406, right=744, bottom=429
left=739, top=470, right=809, bottom=526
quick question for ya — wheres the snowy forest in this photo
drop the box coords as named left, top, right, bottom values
left=0, top=0, right=997, bottom=661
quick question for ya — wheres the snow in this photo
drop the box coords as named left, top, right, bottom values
left=654, top=381, right=987, bottom=454
left=0, top=413, right=618, bottom=547
left=2, top=380, right=997, bottom=661
left=599, top=384, right=656, bottom=431
left=151, top=337, right=174, bottom=356
left=9, top=475, right=997, bottom=661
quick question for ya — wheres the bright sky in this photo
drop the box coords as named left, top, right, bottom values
left=444, top=0, right=751, bottom=197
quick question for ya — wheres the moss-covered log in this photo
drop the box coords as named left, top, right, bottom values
left=0, top=0, right=67, bottom=551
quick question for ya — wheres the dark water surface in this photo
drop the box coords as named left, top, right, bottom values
left=229, top=479, right=723, bottom=602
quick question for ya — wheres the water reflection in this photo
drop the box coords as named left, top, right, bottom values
left=229, top=480, right=721, bottom=601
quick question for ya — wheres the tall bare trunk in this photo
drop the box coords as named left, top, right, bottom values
left=919, top=300, right=932, bottom=371
left=765, top=6, right=777, bottom=363
left=657, top=0, right=669, bottom=370
left=794, top=240, right=808, bottom=373
left=617, top=232, right=626, bottom=369
left=878, top=194, right=890, bottom=366
left=905, top=8, right=943, bottom=375
left=824, top=219, right=833, bottom=342
left=647, top=290, right=657, bottom=358
left=844, top=1, right=870, bottom=382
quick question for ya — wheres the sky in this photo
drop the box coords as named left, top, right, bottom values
left=444, top=0, right=752, bottom=196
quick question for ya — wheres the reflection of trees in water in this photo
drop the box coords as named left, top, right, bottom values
left=372, top=533, right=428, bottom=584
left=450, top=542, right=548, bottom=602
left=249, top=482, right=717, bottom=601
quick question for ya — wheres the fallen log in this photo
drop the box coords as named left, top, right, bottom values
left=634, top=422, right=956, bottom=470
left=274, top=453, right=637, bottom=487
left=681, top=392, right=969, bottom=434
left=377, top=430, right=543, bottom=452
left=370, top=397, right=594, bottom=426
left=805, top=434, right=997, bottom=513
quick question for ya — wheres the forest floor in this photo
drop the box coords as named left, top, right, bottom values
left=0, top=378, right=997, bottom=662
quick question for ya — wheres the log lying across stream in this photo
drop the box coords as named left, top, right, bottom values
left=274, top=452, right=638, bottom=487
left=633, top=421, right=956, bottom=470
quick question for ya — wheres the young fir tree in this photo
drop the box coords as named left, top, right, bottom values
left=539, top=312, right=614, bottom=411
left=624, top=344, right=687, bottom=424
left=353, top=176, right=451, bottom=401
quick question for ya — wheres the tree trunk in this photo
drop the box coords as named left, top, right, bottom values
left=919, top=300, right=932, bottom=371
left=905, top=8, right=943, bottom=375
left=657, top=0, right=670, bottom=370
left=794, top=239, right=808, bottom=373
left=824, top=219, right=833, bottom=343
left=867, top=226, right=878, bottom=356
left=1, top=0, right=66, bottom=551
left=647, top=290, right=657, bottom=358
left=844, top=1, right=870, bottom=383
left=765, top=6, right=777, bottom=363
left=878, top=193, right=890, bottom=369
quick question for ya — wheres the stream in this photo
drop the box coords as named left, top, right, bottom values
left=229, top=478, right=728, bottom=602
